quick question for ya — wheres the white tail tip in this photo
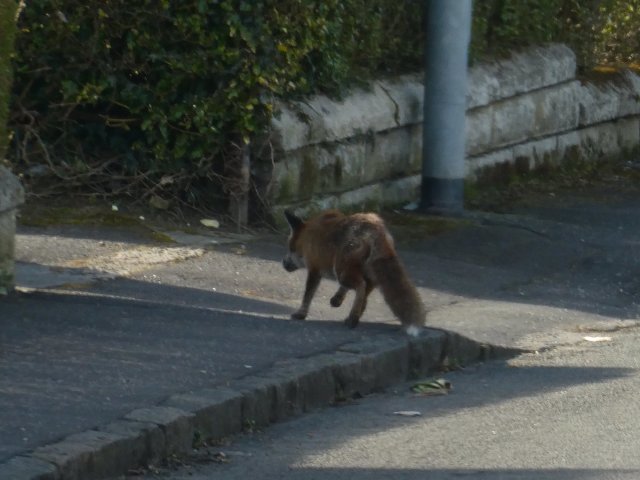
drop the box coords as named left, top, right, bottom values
left=405, top=325, right=422, bottom=337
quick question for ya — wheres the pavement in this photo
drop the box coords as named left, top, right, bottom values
left=144, top=327, right=640, bottom=480
left=2, top=183, right=640, bottom=480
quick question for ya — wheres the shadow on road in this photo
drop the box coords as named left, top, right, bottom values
left=264, top=467, right=639, bottom=480
left=0, top=275, right=396, bottom=461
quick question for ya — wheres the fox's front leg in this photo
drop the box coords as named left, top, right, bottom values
left=292, top=270, right=321, bottom=320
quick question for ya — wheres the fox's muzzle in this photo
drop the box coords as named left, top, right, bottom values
left=282, top=252, right=304, bottom=272
left=282, top=256, right=298, bottom=272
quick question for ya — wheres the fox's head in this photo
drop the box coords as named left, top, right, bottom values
left=282, top=210, right=306, bottom=272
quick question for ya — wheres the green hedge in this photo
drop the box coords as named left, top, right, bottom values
left=9, top=0, right=422, bottom=206
left=594, top=0, right=640, bottom=65
left=472, top=0, right=574, bottom=58
left=7, top=0, right=640, bottom=210
left=0, top=0, right=20, bottom=161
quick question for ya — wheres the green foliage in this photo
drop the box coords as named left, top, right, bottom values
left=10, top=0, right=422, bottom=207
left=0, top=0, right=20, bottom=161
left=470, top=0, right=596, bottom=62
left=7, top=0, right=640, bottom=210
left=594, top=0, right=640, bottom=65
left=470, top=0, right=640, bottom=69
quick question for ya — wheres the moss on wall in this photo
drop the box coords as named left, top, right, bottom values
left=298, top=155, right=318, bottom=199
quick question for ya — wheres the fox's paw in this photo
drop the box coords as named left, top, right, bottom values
left=344, top=315, right=360, bottom=329
left=291, top=311, right=307, bottom=321
left=330, top=293, right=345, bottom=308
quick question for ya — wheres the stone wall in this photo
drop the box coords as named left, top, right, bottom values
left=261, top=44, right=640, bottom=218
left=0, top=166, right=24, bottom=293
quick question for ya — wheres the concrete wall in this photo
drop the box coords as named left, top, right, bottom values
left=0, top=166, right=24, bottom=293
left=260, top=44, right=640, bottom=218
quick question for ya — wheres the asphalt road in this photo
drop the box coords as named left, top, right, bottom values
left=138, top=326, right=640, bottom=480
left=7, top=183, right=640, bottom=478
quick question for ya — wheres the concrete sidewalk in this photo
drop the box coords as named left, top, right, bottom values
left=2, top=186, right=640, bottom=479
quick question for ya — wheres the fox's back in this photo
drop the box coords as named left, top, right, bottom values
left=298, top=211, right=396, bottom=270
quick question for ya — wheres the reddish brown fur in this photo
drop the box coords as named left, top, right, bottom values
left=283, top=209, right=426, bottom=333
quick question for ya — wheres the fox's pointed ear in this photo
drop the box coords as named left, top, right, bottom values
left=284, top=209, right=304, bottom=230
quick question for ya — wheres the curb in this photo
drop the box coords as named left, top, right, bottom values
left=1, top=329, right=521, bottom=480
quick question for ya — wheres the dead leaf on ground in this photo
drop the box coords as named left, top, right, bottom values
left=211, top=451, right=230, bottom=463
left=583, top=335, right=612, bottom=343
left=200, top=218, right=220, bottom=228
left=149, top=195, right=170, bottom=210
left=411, top=378, right=452, bottom=396
left=393, top=410, right=422, bottom=417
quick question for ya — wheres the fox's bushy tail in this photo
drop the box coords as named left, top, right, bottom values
left=370, top=255, right=425, bottom=331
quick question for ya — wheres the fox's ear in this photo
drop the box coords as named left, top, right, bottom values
left=284, top=210, right=304, bottom=230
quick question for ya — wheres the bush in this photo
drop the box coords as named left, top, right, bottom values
left=0, top=0, right=20, bottom=161
left=8, top=0, right=640, bottom=213
left=9, top=0, right=422, bottom=209
left=471, top=0, right=640, bottom=69
left=472, top=0, right=571, bottom=57
left=593, top=0, right=640, bottom=65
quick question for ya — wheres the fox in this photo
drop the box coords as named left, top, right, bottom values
left=282, top=209, right=426, bottom=336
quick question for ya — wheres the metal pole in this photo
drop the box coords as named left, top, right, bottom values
left=419, top=0, right=472, bottom=214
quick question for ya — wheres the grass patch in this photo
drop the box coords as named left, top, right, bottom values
left=382, top=210, right=469, bottom=244
left=20, top=204, right=141, bottom=228
left=17, top=202, right=176, bottom=244
left=466, top=156, right=640, bottom=213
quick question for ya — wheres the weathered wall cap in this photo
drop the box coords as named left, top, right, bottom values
left=0, top=166, right=25, bottom=213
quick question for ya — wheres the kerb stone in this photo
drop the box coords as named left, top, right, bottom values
left=163, top=388, right=243, bottom=444
left=124, top=406, right=195, bottom=457
left=31, top=430, right=127, bottom=480
left=0, top=455, right=58, bottom=480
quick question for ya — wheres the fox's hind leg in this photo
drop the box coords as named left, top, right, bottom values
left=343, top=279, right=374, bottom=329
left=330, top=286, right=348, bottom=307
left=334, top=244, right=374, bottom=328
